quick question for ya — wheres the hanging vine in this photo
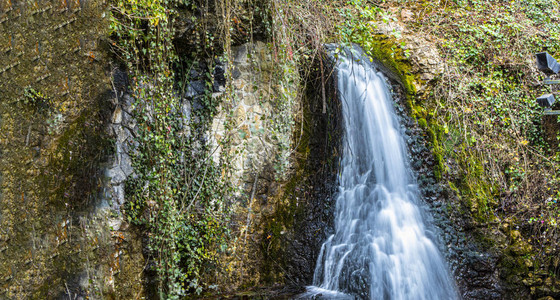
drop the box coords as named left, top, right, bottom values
left=109, top=0, right=233, bottom=297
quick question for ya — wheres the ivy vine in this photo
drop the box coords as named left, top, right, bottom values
left=109, top=0, right=232, bottom=297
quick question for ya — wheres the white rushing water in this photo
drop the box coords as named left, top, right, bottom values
left=308, top=48, right=457, bottom=300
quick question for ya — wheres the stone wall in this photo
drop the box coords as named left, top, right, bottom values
left=207, top=41, right=302, bottom=291
left=0, top=1, right=144, bottom=298
left=211, top=41, right=297, bottom=188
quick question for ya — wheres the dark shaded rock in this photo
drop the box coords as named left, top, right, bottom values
left=189, top=68, right=200, bottom=79
left=213, top=61, right=227, bottom=92
left=261, top=53, right=341, bottom=289
left=232, top=66, right=242, bottom=79
left=185, top=80, right=206, bottom=99
left=112, top=68, right=129, bottom=100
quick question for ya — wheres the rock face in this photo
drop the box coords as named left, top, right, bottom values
left=106, top=80, right=137, bottom=211
left=210, top=41, right=297, bottom=188
left=207, top=41, right=302, bottom=290
left=0, top=2, right=144, bottom=298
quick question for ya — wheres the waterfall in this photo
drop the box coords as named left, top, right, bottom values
left=307, top=47, right=457, bottom=300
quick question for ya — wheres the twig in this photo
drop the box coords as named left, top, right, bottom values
left=320, top=48, right=327, bottom=114
left=25, top=125, right=31, bottom=146
left=244, top=172, right=259, bottom=244
left=65, top=282, right=72, bottom=300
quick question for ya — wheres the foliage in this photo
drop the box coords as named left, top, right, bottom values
left=109, top=0, right=231, bottom=297
left=21, top=87, right=49, bottom=109
left=413, top=0, right=559, bottom=234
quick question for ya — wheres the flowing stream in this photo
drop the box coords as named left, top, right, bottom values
left=307, top=48, right=457, bottom=299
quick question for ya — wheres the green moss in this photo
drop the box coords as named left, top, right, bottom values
left=260, top=102, right=312, bottom=284
left=432, top=151, right=444, bottom=180
left=362, top=34, right=418, bottom=109
left=454, top=150, right=498, bottom=222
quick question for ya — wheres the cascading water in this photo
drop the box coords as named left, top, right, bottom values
left=307, top=47, right=457, bottom=299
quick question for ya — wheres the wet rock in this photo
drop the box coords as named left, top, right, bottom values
left=386, top=66, right=506, bottom=299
